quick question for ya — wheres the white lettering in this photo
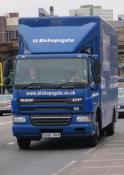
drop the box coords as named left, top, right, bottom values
left=32, top=38, right=75, bottom=44
left=32, top=39, right=39, bottom=43
left=26, top=90, right=75, bottom=96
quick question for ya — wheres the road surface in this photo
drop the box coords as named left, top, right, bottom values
left=0, top=115, right=124, bottom=175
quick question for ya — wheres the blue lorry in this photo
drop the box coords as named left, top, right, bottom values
left=12, top=16, right=118, bottom=149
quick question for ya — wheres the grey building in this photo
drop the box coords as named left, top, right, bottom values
left=118, top=14, right=124, bottom=21
left=38, top=7, right=54, bottom=17
left=38, top=8, right=49, bottom=17
left=69, top=5, right=113, bottom=21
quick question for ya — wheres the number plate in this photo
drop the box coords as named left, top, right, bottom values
left=42, top=133, right=61, bottom=138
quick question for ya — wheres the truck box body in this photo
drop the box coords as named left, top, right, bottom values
left=12, top=16, right=118, bottom=148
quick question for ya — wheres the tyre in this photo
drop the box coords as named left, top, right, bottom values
left=88, top=134, right=98, bottom=147
left=88, top=122, right=99, bottom=147
left=106, top=121, right=115, bottom=136
left=17, top=138, right=31, bottom=150
left=96, top=109, right=105, bottom=137
left=99, top=128, right=105, bottom=137
left=106, top=110, right=115, bottom=136
left=0, top=112, right=3, bottom=116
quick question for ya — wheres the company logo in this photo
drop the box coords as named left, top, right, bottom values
left=32, top=38, right=75, bottom=44
left=26, top=90, right=76, bottom=97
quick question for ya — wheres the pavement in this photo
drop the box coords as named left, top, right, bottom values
left=59, top=120, right=124, bottom=175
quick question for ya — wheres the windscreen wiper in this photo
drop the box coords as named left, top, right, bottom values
left=55, top=82, right=82, bottom=89
left=14, top=81, right=87, bottom=89
left=21, top=83, right=52, bottom=89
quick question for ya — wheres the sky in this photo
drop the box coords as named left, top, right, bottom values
left=0, top=0, right=123, bottom=20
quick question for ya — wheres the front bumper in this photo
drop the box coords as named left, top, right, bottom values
left=12, top=122, right=96, bottom=139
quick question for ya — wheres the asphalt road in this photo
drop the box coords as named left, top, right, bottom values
left=0, top=115, right=124, bottom=175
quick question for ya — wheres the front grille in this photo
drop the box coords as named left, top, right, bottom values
left=31, top=115, right=71, bottom=126
left=18, top=98, right=83, bottom=114
left=19, top=98, right=82, bottom=105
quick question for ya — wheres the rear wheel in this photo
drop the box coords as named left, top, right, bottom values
left=106, top=110, right=115, bottom=136
left=17, top=138, right=31, bottom=150
left=106, top=121, right=115, bottom=136
left=99, top=127, right=105, bottom=137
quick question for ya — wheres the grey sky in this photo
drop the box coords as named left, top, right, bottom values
left=0, top=0, right=123, bottom=19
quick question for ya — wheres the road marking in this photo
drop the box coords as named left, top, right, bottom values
left=0, top=121, right=12, bottom=126
left=51, top=147, right=97, bottom=175
left=6, top=142, right=16, bottom=145
left=51, top=160, right=77, bottom=175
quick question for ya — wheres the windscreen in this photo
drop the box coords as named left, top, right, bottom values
left=14, top=58, right=88, bottom=88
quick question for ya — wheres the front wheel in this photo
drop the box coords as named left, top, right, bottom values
left=88, top=134, right=98, bottom=147
left=0, top=112, right=3, bottom=116
left=17, top=138, right=31, bottom=150
left=88, top=122, right=99, bottom=147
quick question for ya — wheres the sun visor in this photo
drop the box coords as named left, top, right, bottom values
left=19, top=22, right=97, bottom=54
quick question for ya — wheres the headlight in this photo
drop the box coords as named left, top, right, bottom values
left=13, top=116, right=26, bottom=123
left=76, top=115, right=92, bottom=122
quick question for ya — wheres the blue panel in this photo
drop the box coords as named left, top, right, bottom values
left=19, top=22, right=97, bottom=54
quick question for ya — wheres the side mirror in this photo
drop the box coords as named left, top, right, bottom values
left=91, top=82, right=98, bottom=91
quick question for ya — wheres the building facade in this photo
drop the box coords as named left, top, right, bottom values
left=69, top=5, right=113, bottom=21
left=0, top=13, right=18, bottom=93
left=38, top=6, right=54, bottom=17
left=110, top=20, right=124, bottom=76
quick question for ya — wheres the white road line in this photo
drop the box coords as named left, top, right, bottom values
left=6, top=142, right=16, bottom=145
left=51, top=147, right=97, bottom=175
left=51, top=160, right=77, bottom=175
left=0, top=121, right=12, bottom=126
